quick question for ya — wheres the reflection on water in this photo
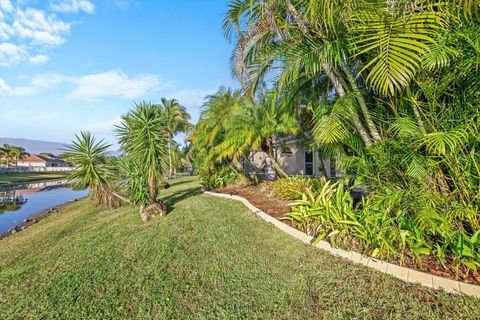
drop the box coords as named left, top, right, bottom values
left=0, top=192, right=27, bottom=214
left=0, top=180, right=89, bottom=233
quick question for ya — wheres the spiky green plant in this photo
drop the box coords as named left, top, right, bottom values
left=116, top=102, right=170, bottom=220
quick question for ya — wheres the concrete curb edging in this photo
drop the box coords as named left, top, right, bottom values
left=204, top=191, right=480, bottom=298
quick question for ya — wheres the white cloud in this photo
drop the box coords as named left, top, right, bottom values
left=28, top=54, right=49, bottom=65
left=0, top=1, right=88, bottom=67
left=0, top=0, right=14, bottom=13
left=69, top=71, right=172, bottom=100
left=50, top=0, right=95, bottom=14
left=0, top=42, right=26, bottom=67
left=0, top=71, right=172, bottom=100
left=0, top=77, right=13, bottom=94
left=13, top=7, right=70, bottom=45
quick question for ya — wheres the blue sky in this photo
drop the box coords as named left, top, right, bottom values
left=0, top=0, right=236, bottom=146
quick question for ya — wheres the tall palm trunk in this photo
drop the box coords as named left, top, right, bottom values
left=168, top=138, right=174, bottom=179
left=341, top=63, right=382, bottom=142
left=266, top=137, right=288, bottom=178
left=141, top=175, right=166, bottom=221
left=322, top=62, right=373, bottom=147
left=284, top=2, right=377, bottom=146
left=149, top=176, right=157, bottom=204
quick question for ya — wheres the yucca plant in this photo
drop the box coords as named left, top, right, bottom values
left=116, top=102, right=170, bottom=220
left=62, top=131, right=129, bottom=209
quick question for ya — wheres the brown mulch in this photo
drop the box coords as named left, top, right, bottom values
left=217, top=185, right=291, bottom=219
left=215, top=184, right=480, bottom=285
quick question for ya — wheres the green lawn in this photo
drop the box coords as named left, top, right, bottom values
left=0, top=176, right=478, bottom=319
left=0, top=171, right=70, bottom=186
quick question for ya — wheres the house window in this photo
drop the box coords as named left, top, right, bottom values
left=305, top=151, right=313, bottom=176
left=281, top=147, right=292, bottom=156
left=330, top=158, right=336, bottom=178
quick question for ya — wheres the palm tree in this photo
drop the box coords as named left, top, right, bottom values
left=62, top=132, right=127, bottom=208
left=11, top=147, right=28, bottom=167
left=157, top=98, right=191, bottom=179
left=191, top=87, right=250, bottom=176
left=0, top=144, right=13, bottom=168
left=116, top=102, right=170, bottom=220
left=216, top=91, right=298, bottom=178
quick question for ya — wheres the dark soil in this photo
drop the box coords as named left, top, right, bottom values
left=216, top=184, right=480, bottom=285
left=217, top=185, right=291, bottom=219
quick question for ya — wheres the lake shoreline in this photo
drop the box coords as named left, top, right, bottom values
left=0, top=197, right=85, bottom=240
left=0, top=172, right=70, bottom=187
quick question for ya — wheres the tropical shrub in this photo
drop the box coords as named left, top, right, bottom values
left=265, top=176, right=328, bottom=200
left=199, top=167, right=237, bottom=190
left=286, top=184, right=480, bottom=271
left=65, top=101, right=192, bottom=222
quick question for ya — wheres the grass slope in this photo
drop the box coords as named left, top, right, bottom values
left=0, top=176, right=479, bottom=319
left=0, top=172, right=70, bottom=186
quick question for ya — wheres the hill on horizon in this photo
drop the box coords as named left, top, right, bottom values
left=0, top=138, right=67, bottom=155
left=0, top=137, right=121, bottom=157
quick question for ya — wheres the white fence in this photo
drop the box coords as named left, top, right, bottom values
left=0, top=167, right=74, bottom=174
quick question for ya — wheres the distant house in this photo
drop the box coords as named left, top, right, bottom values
left=246, top=136, right=342, bottom=180
left=16, top=154, right=72, bottom=168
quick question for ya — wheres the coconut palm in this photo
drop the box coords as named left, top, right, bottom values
left=216, top=91, right=299, bottom=177
left=192, top=87, right=246, bottom=170
left=157, top=98, right=191, bottom=179
left=0, top=144, right=13, bottom=168
left=116, top=101, right=170, bottom=220
left=11, top=147, right=28, bottom=167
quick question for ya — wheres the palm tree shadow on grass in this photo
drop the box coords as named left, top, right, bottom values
left=166, top=178, right=195, bottom=188
left=161, top=187, right=202, bottom=212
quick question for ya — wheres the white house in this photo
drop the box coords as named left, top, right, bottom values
left=246, top=136, right=342, bottom=180
left=16, top=154, right=71, bottom=168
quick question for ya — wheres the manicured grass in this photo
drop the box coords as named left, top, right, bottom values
left=0, top=176, right=479, bottom=319
left=0, top=172, right=70, bottom=186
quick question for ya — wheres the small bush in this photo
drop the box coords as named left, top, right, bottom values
left=200, top=167, right=237, bottom=190
left=264, top=176, right=328, bottom=200
left=285, top=183, right=480, bottom=272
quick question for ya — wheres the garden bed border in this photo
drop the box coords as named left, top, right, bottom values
left=205, top=191, right=480, bottom=298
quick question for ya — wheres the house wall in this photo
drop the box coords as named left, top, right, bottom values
left=16, top=161, right=47, bottom=168
left=277, top=143, right=304, bottom=176
left=246, top=142, right=342, bottom=179
left=277, top=143, right=335, bottom=178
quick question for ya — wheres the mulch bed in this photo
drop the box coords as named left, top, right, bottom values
left=217, top=185, right=291, bottom=219
left=215, top=184, right=480, bottom=285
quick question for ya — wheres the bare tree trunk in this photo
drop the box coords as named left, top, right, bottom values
left=267, top=150, right=289, bottom=178
left=141, top=176, right=167, bottom=221
left=322, top=62, right=373, bottom=147
left=168, top=138, right=174, bottom=179
left=244, top=152, right=259, bottom=184
left=266, top=138, right=289, bottom=178
left=412, top=101, right=427, bottom=135
left=341, top=63, right=382, bottom=142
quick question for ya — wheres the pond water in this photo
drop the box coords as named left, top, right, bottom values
left=0, top=180, right=89, bottom=233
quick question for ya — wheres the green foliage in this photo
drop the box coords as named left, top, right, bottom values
left=286, top=182, right=480, bottom=270
left=199, top=167, right=237, bottom=190
left=3, top=176, right=480, bottom=318
left=265, top=176, right=327, bottom=200
left=66, top=101, right=192, bottom=220
left=62, top=131, right=117, bottom=207
left=119, top=156, right=150, bottom=206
